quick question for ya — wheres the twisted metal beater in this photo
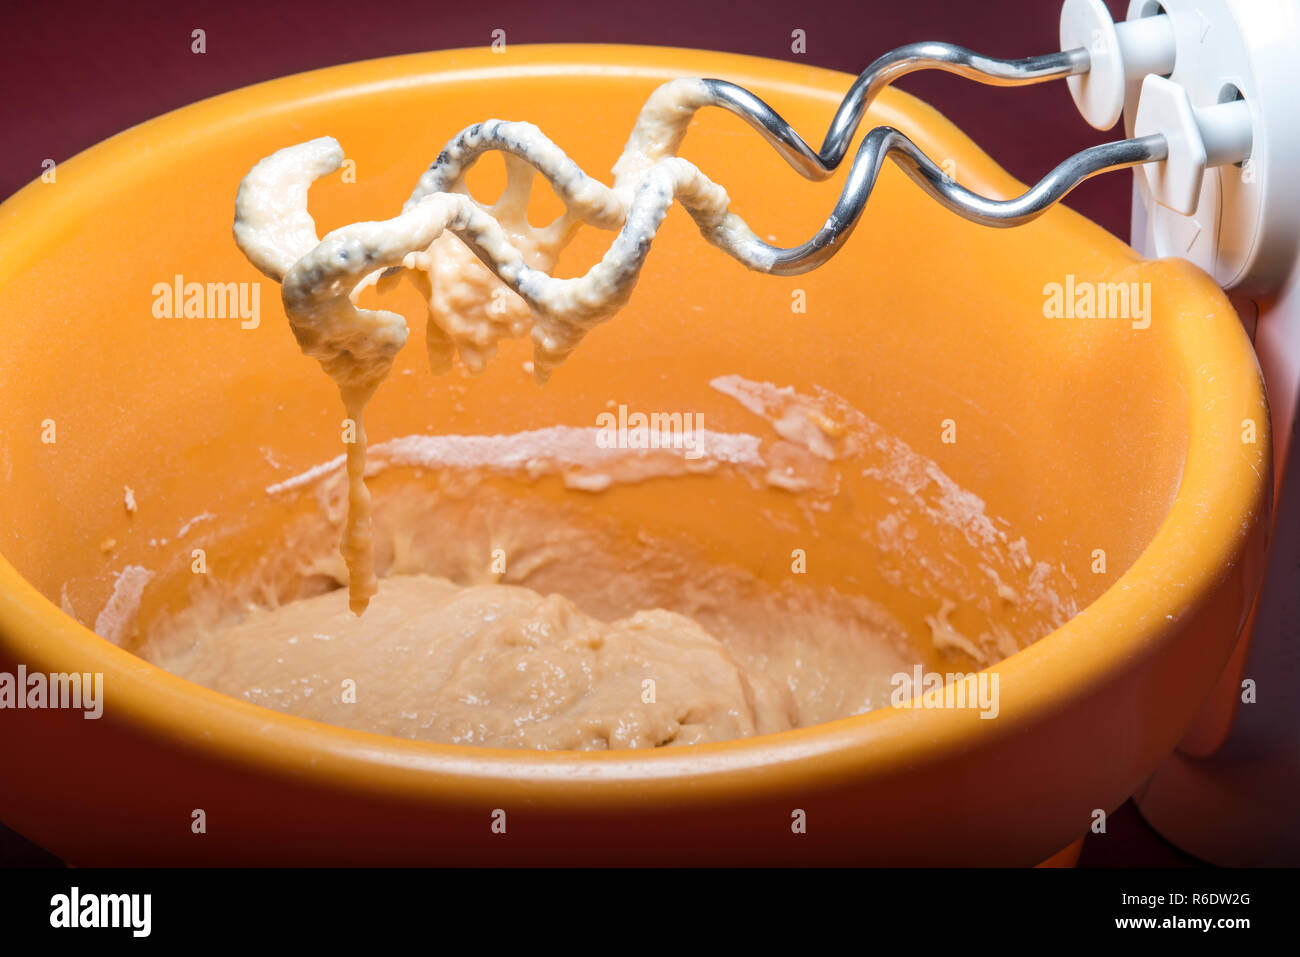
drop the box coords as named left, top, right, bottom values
left=234, top=38, right=1176, bottom=617
left=698, top=41, right=1168, bottom=274
left=249, top=37, right=1174, bottom=392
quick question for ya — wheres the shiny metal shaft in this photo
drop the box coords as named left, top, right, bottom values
left=697, top=43, right=1166, bottom=275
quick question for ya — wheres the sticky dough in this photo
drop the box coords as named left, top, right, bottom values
left=156, top=574, right=801, bottom=750
left=136, top=373, right=1076, bottom=750
left=233, top=79, right=768, bottom=612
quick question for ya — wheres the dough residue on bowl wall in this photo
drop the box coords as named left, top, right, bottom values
left=100, top=375, right=1077, bottom=751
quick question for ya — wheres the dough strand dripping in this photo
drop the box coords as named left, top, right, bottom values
left=233, top=80, right=770, bottom=612
left=339, top=384, right=378, bottom=613
left=234, top=65, right=1133, bottom=612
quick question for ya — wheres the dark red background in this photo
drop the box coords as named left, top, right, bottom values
left=0, top=0, right=1188, bottom=866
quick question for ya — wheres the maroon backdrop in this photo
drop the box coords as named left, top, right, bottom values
left=1, top=0, right=1187, bottom=866
left=1, top=0, right=1132, bottom=236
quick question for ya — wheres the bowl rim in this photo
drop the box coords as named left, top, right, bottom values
left=0, top=43, right=1271, bottom=806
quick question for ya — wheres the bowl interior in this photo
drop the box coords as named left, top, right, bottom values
left=0, top=48, right=1192, bottom=713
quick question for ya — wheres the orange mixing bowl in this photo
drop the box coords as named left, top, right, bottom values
left=0, top=45, right=1270, bottom=864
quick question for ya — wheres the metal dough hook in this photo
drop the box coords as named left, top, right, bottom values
left=698, top=41, right=1168, bottom=275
